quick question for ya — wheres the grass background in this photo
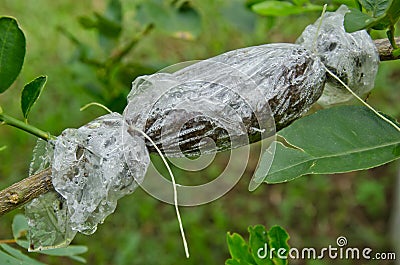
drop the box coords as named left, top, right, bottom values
left=1, top=0, right=400, bottom=264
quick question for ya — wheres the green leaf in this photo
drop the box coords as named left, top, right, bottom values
left=267, top=226, right=290, bottom=265
left=15, top=240, right=28, bottom=249
left=0, top=146, right=6, bottom=152
left=360, top=0, right=390, bottom=17
left=372, top=0, right=400, bottom=30
left=393, top=48, right=400, bottom=57
left=12, top=214, right=29, bottom=240
left=0, top=244, right=46, bottom=265
left=0, top=17, right=26, bottom=93
left=0, top=249, right=22, bottom=265
left=16, top=240, right=87, bottom=264
left=21, top=75, right=47, bottom=120
left=251, top=1, right=322, bottom=16
left=248, top=225, right=273, bottom=265
left=344, top=8, right=376, bottom=32
left=345, top=0, right=400, bottom=32
left=386, top=0, right=400, bottom=21
left=38, top=245, right=88, bottom=257
left=226, top=232, right=256, bottom=264
left=68, top=255, right=87, bottom=263
left=292, top=0, right=310, bottom=6
left=257, top=106, right=400, bottom=183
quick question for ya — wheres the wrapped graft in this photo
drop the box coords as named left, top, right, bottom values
left=25, top=5, right=381, bottom=251
left=297, top=5, right=379, bottom=106
left=124, top=44, right=326, bottom=157
left=26, top=113, right=149, bottom=250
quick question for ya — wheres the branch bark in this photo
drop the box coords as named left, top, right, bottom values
left=0, top=168, right=52, bottom=216
left=375, top=37, right=400, bottom=61
left=0, top=37, right=399, bottom=217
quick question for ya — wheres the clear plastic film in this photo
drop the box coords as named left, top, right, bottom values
left=124, top=44, right=325, bottom=157
left=25, top=113, right=149, bottom=250
left=296, top=5, right=379, bottom=106
left=26, top=139, right=77, bottom=251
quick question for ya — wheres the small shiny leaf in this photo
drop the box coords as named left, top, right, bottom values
left=248, top=225, right=274, bottom=265
left=267, top=226, right=290, bottom=265
left=344, top=8, right=376, bottom=32
left=0, top=17, right=26, bottom=93
left=21, top=75, right=47, bottom=119
left=226, top=232, right=256, bottom=264
left=360, top=0, right=390, bottom=17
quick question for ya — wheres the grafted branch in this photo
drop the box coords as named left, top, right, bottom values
left=0, top=37, right=399, bottom=217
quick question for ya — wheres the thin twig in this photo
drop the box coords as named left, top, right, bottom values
left=0, top=37, right=399, bottom=218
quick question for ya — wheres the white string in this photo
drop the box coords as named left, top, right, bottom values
left=312, top=4, right=328, bottom=53
left=130, top=126, right=190, bottom=258
left=324, top=66, right=400, bottom=132
left=80, top=102, right=113, bottom=114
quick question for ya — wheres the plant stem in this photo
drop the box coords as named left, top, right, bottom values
left=0, top=113, right=53, bottom=141
left=387, top=26, right=398, bottom=50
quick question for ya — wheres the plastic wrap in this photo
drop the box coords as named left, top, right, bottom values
left=25, top=139, right=77, bottom=251
left=26, top=113, right=150, bottom=250
left=124, top=44, right=325, bottom=157
left=296, top=5, right=379, bottom=105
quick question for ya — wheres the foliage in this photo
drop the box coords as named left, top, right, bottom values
left=247, top=0, right=400, bottom=187
left=251, top=0, right=324, bottom=16
left=226, top=225, right=290, bottom=265
left=250, top=0, right=400, bottom=51
left=21, top=76, right=47, bottom=121
left=0, top=17, right=25, bottom=93
left=255, top=105, right=400, bottom=183
left=0, top=17, right=51, bottom=140
left=344, top=0, right=400, bottom=51
left=0, top=214, right=87, bottom=265
left=249, top=0, right=358, bottom=17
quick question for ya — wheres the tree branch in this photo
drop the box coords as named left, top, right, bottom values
left=0, top=168, right=52, bottom=216
left=375, top=37, right=400, bottom=61
left=0, top=37, right=399, bottom=217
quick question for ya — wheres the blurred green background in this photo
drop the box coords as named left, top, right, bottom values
left=1, top=0, right=400, bottom=264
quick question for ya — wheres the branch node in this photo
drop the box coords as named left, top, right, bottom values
left=6, top=192, right=20, bottom=204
